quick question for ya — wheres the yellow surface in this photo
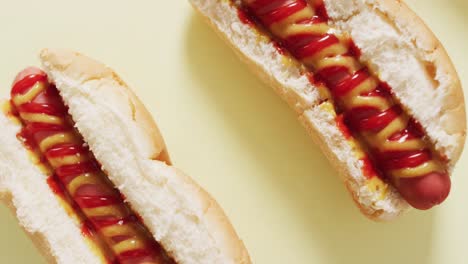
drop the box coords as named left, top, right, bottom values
left=0, top=0, right=467, bottom=263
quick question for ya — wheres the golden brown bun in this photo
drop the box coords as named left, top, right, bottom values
left=189, top=0, right=466, bottom=220
left=40, top=48, right=251, bottom=264
left=323, top=0, right=466, bottom=165
left=0, top=49, right=251, bottom=263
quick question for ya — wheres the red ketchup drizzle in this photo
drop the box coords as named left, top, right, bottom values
left=47, top=174, right=96, bottom=244
left=17, top=128, right=37, bottom=150
left=362, top=156, right=378, bottom=179
left=46, top=175, right=66, bottom=198
left=46, top=144, right=88, bottom=158
left=241, top=0, right=450, bottom=209
left=11, top=73, right=47, bottom=95
left=313, top=0, right=329, bottom=20
left=55, top=162, right=100, bottom=183
left=18, top=102, right=66, bottom=116
left=335, top=114, right=351, bottom=140
left=305, top=71, right=326, bottom=90
left=237, top=8, right=256, bottom=26
left=295, top=34, right=339, bottom=59
left=91, top=215, right=138, bottom=229
left=242, top=0, right=433, bottom=173
left=249, top=0, right=308, bottom=26
left=81, top=219, right=95, bottom=237
left=273, top=41, right=288, bottom=55
left=347, top=40, right=362, bottom=57
left=11, top=71, right=174, bottom=264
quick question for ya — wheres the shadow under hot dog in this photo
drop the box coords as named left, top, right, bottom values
left=183, top=12, right=435, bottom=264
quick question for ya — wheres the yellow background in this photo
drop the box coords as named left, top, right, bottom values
left=0, top=0, right=466, bottom=263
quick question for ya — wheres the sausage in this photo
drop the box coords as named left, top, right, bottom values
left=11, top=67, right=174, bottom=264
left=398, top=172, right=451, bottom=210
left=241, top=0, right=450, bottom=209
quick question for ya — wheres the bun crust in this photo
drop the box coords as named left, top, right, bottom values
left=394, top=0, right=466, bottom=162
left=2, top=193, right=60, bottom=264
left=40, top=49, right=251, bottom=263
left=189, top=0, right=466, bottom=220
left=323, top=0, right=466, bottom=166
left=39, top=49, right=171, bottom=165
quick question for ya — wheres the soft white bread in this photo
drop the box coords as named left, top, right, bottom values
left=0, top=109, right=104, bottom=264
left=324, top=0, right=466, bottom=166
left=189, top=0, right=466, bottom=220
left=39, top=49, right=251, bottom=264
left=299, top=104, right=409, bottom=219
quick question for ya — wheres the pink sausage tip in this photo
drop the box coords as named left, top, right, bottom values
left=398, top=172, right=451, bottom=210
left=12, top=67, right=45, bottom=87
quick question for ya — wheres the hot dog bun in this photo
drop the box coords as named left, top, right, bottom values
left=0, top=49, right=251, bottom=263
left=0, top=110, right=105, bottom=263
left=189, top=0, right=466, bottom=220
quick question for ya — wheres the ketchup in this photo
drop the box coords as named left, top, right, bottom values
left=11, top=69, right=175, bottom=264
left=237, top=8, right=256, bottom=26
left=17, top=127, right=37, bottom=150
left=335, top=114, right=351, bottom=140
left=46, top=175, right=66, bottom=198
left=240, top=0, right=450, bottom=209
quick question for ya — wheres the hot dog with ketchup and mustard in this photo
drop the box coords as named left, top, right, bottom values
left=0, top=49, right=251, bottom=263
left=190, top=0, right=466, bottom=219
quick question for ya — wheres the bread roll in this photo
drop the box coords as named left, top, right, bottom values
left=0, top=49, right=251, bottom=263
left=189, top=0, right=466, bottom=220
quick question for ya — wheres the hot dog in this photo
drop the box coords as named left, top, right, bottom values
left=190, top=0, right=466, bottom=219
left=0, top=49, right=251, bottom=263
left=12, top=67, right=170, bottom=264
